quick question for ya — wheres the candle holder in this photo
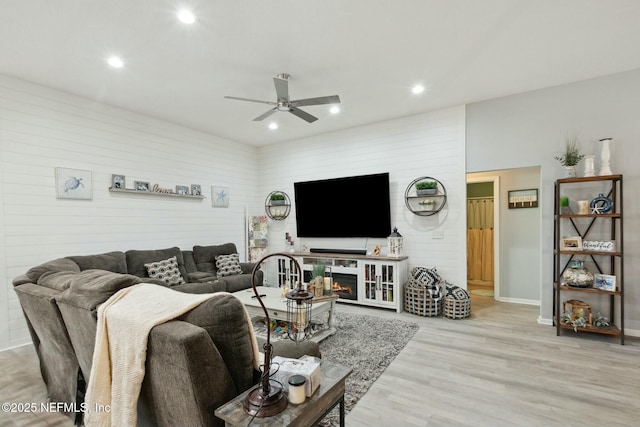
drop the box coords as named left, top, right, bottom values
left=598, top=138, right=613, bottom=176
left=243, top=253, right=313, bottom=418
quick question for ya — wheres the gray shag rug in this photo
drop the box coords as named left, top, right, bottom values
left=316, top=311, right=420, bottom=426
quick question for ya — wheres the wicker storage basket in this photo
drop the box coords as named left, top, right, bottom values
left=444, top=297, right=471, bottom=319
left=404, top=286, right=442, bottom=317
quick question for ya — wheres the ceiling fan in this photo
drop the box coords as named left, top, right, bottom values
left=224, top=73, right=340, bottom=123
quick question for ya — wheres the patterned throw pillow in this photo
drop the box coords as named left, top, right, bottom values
left=144, top=256, right=185, bottom=286
left=444, top=282, right=470, bottom=300
left=215, top=253, right=243, bottom=278
left=410, top=266, right=441, bottom=287
left=408, top=266, right=442, bottom=298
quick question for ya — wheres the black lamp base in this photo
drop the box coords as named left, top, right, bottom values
left=243, top=380, right=288, bottom=417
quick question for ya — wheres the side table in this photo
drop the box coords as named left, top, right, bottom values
left=215, top=360, right=352, bottom=427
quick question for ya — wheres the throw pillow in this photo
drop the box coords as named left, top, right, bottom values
left=444, top=282, right=470, bottom=300
left=144, top=256, right=186, bottom=286
left=215, top=253, right=243, bottom=278
left=410, top=266, right=441, bottom=287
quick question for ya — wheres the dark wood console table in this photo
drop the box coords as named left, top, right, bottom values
left=215, top=360, right=352, bottom=427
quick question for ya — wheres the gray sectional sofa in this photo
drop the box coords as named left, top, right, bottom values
left=13, top=243, right=319, bottom=426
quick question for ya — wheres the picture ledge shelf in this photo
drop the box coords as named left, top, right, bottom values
left=108, top=187, right=205, bottom=199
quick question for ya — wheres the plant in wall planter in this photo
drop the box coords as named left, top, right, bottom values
left=418, top=199, right=436, bottom=211
left=416, top=180, right=438, bottom=196
left=270, top=192, right=286, bottom=205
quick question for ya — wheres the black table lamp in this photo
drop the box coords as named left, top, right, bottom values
left=243, top=253, right=313, bottom=417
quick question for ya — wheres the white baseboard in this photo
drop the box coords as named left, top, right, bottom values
left=496, top=297, right=539, bottom=306
left=537, top=316, right=553, bottom=326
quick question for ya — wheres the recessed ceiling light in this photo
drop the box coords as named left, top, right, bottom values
left=411, top=84, right=425, bottom=94
left=177, top=9, right=196, bottom=24
left=268, top=123, right=278, bottom=130
left=107, top=56, right=124, bottom=68
left=329, top=106, right=340, bottom=114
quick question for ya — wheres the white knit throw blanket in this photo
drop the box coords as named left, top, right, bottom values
left=84, top=283, right=260, bottom=427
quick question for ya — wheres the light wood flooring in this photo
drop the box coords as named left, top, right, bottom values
left=1, top=296, right=639, bottom=426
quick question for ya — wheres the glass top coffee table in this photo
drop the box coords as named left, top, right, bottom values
left=231, top=286, right=338, bottom=343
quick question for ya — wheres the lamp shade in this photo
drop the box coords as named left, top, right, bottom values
left=388, top=227, right=403, bottom=257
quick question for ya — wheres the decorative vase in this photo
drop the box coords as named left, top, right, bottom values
left=564, top=166, right=577, bottom=178
left=583, top=155, right=595, bottom=177
left=562, top=260, right=594, bottom=288
left=599, top=138, right=613, bottom=176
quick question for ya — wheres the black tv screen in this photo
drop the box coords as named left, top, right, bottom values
left=294, top=173, right=392, bottom=238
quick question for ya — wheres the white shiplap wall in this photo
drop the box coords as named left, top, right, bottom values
left=0, top=75, right=261, bottom=350
left=257, top=106, right=467, bottom=288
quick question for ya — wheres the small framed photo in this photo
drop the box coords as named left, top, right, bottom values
left=594, top=274, right=616, bottom=291
left=176, top=185, right=189, bottom=195
left=190, top=184, right=202, bottom=196
left=560, top=236, right=582, bottom=251
left=111, top=174, right=125, bottom=189
left=134, top=181, right=150, bottom=192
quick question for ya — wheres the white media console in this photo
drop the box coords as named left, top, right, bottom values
left=276, top=252, right=408, bottom=313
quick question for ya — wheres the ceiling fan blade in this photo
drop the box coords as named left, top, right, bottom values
left=289, top=106, right=318, bottom=123
left=253, top=107, right=278, bottom=121
left=273, top=76, right=289, bottom=102
left=290, top=95, right=341, bottom=107
left=224, top=96, right=276, bottom=105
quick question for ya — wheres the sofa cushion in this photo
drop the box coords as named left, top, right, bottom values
left=215, top=253, right=243, bottom=278
left=126, top=247, right=188, bottom=280
left=192, top=243, right=238, bottom=273
left=56, top=269, right=144, bottom=311
left=67, top=251, right=127, bottom=274
left=37, top=271, right=82, bottom=291
left=25, top=258, right=81, bottom=283
left=144, top=256, right=186, bottom=286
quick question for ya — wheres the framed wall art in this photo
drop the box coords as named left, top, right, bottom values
left=508, top=189, right=538, bottom=209
left=212, top=186, right=229, bottom=207
left=191, top=184, right=202, bottom=196
left=176, top=185, right=189, bottom=195
left=56, top=168, right=93, bottom=200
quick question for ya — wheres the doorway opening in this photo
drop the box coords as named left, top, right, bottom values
left=466, top=175, right=500, bottom=305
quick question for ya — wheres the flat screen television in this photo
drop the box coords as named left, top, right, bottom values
left=294, top=172, right=392, bottom=238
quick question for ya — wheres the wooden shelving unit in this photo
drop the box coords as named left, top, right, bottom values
left=553, top=175, right=624, bottom=344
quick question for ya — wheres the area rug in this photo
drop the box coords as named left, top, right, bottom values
left=316, top=312, right=419, bottom=426
left=470, top=289, right=494, bottom=297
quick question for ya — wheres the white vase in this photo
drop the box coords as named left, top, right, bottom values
left=583, top=155, right=595, bottom=177
left=599, top=138, right=613, bottom=176
left=565, top=166, right=577, bottom=178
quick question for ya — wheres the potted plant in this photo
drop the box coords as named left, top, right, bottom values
left=418, top=199, right=436, bottom=211
left=560, top=196, right=571, bottom=214
left=270, top=192, right=286, bottom=205
left=554, top=132, right=584, bottom=177
left=416, top=180, right=438, bottom=196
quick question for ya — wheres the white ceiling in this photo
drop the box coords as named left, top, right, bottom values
left=2, top=1, right=640, bottom=146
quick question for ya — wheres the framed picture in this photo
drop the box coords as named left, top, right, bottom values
left=508, top=189, right=538, bottom=209
left=582, top=240, right=615, bottom=252
left=111, top=174, right=125, bottom=189
left=176, top=185, right=189, bottom=195
left=191, top=184, right=202, bottom=196
left=594, top=274, right=616, bottom=291
left=560, top=236, right=582, bottom=251
left=212, top=186, right=229, bottom=208
left=56, top=168, right=93, bottom=200
left=134, top=181, right=150, bottom=192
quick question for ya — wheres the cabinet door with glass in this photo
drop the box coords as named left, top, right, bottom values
left=361, top=261, right=398, bottom=310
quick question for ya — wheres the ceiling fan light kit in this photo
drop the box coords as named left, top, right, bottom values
left=225, top=73, right=340, bottom=124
